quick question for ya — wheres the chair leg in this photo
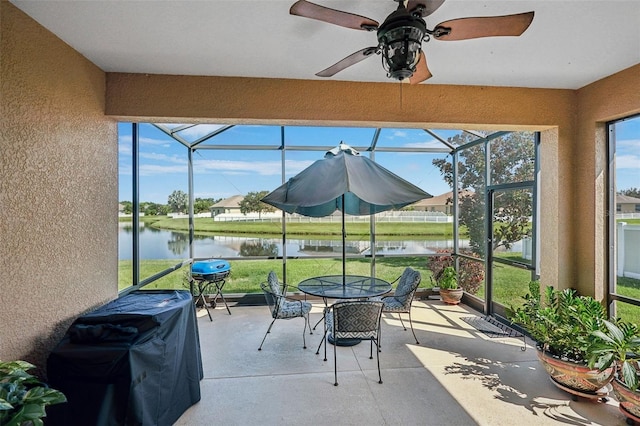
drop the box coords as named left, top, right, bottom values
left=315, top=333, right=326, bottom=356
left=302, top=314, right=309, bottom=349
left=374, top=337, right=382, bottom=384
left=333, top=336, right=338, bottom=386
left=258, top=318, right=277, bottom=351
left=312, top=314, right=324, bottom=331
left=398, top=313, right=408, bottom=331
left=407, top=310, right=419, bottom=345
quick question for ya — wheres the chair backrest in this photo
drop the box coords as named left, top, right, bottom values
left=267, top=271, right=283, bottom=296
left=261, top=271, right=284, bottom=317
left=393, top=267, right=421, bottom=308
left=332, top=301, right=383, bottom=340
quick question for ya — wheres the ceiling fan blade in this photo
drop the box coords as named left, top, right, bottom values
left=434, top=11, right=534, bottom=41
left=407, top=0, right=446, bottom=18
left=316, top=47, right=378, bottom=77
left=290, top=0, right=379, bottom=31
left=409, top=51, right=432, bottom=85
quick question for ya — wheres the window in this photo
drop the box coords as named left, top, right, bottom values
left=608, top=114, right=640, bottom=322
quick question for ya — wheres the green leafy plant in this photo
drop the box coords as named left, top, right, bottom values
left=588, top=319, right=640, bottom=391
left=437, top=266, right=458, bottom=290
left=508, top=281, right=608, bottom=363
left=427, top=250, right=483, bottom=294
left=0, top=360, right=66, bottom=426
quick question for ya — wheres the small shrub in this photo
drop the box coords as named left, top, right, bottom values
left=508, top=282, right=608, bottom=363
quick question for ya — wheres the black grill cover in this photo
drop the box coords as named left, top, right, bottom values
left=47, top=290, right=203, bottom=426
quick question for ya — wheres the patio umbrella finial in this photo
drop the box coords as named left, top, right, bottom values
left=327, top=142, right=359, bottom=157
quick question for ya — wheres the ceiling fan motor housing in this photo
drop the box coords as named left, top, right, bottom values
left=377, top=10, right=427, bottom=80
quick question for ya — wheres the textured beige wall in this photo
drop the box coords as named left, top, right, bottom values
left=106, top=73, right=571, bottom=130
left=0, top=3, right=118, bottom=369
left=573, top=65, right=640, bottom=299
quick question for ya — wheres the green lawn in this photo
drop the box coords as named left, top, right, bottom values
left=153, top=217, right=458, bottom=238
left=121, top=257, right=436, bottom=293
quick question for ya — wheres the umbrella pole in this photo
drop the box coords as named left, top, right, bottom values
left=342, top=194, right=346, bottom=287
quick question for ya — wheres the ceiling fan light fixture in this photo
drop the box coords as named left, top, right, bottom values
left=377, top=14, right=426, bottom=80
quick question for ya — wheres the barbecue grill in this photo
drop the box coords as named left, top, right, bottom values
left=190, top=259, right=231, bottom=320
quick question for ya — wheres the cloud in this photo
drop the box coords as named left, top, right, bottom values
left=616, top=154, right=640, bottom=169
left=192, top=158, right=314, bottom=176
left=139, top=152, right=186, bottom=163
left=141, top=137, right=171, bottom=147
left=139, top=164, right=187, bottom=176
left=194, top=159, right=279, bottom=175
left=118, top=144, right=131, bottom=155
left=388, top=130, right=408, bottom=139
left=173, top=124, right=228, bottom=139
left=616, top=138, right=640, bottom=151
left=403, top=139, right=449, bottom=149
left=118, top=134, right=171, bottom=148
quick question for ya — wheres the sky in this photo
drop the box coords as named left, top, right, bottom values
left=118, top=118, right=640, bottom=205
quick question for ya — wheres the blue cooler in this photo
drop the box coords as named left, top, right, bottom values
left=191, top=259, right=231, bottom=282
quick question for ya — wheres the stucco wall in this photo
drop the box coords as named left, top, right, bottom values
left=573, top=64, right=640, bottom=299
left=0, top=3, right=118, bottom=369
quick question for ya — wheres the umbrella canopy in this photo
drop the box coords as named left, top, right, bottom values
left=262, top=143, right=432, bottom=286
left=261, top=143, right=432, bottom=216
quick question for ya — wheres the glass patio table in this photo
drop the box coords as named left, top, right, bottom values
left=298, top=275, right=391, bottom=346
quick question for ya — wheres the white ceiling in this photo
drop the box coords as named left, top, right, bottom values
left=10, top=0, right=640, bottom=90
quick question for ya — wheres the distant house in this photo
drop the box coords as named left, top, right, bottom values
left=210, top=195, right=244, bottom=216
left=617, top=194, right=640, bottom=213
left=410, top=190, right=473, bottom=214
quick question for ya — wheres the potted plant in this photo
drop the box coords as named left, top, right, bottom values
left=435, top=266, right=463, bottom=305
left=588, top=319, right=640, bottom=422
left=0, top=360, right=66, bottom=426
left=508, top=281, right=614, bottom=399
left=427, top=250, right=484, bottom=296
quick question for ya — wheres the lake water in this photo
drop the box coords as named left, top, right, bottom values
left=118, top=224, right=460, bottom=260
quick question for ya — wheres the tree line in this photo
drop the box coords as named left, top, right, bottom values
left=120, top=190, right=220, bottom=216
left=120, top=190, right=276, bottom=216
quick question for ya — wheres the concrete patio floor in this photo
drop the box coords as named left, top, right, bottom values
left=176, top=299, right=628, bottom=426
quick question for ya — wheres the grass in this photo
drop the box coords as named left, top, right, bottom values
left=152, top=217, right=458, bottom=238
left=121, top=256, right=436, bottom=294
left=121, top=256, right=640, bottom=325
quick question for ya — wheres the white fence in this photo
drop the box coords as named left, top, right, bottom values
left=618, top=222, right=640, bottom=279
left=617, top=213, right=640, bottom=220
left=211, top=211, right=452, bottom=223
left=168, top=212, right=212, bottom=219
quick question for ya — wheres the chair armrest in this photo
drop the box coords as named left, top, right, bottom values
left=277, top=292, right=309, bottom=307
left=389, top=287, right=414, bottom=299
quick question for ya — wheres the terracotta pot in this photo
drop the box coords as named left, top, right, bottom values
left=612, top=376, right=640, bottom=423
left=439, top=288, right=463, bottom=305
left=536, top=348, right=614, bottom=394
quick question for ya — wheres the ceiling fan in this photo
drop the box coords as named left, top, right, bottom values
left=290, top=0, right=535, bottom=84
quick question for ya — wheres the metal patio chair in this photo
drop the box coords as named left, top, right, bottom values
left=317, top=300, right=384, bottom=386
left=374, top=267, right=421, bottom=346
left=258, top=271, right=312, bottom=351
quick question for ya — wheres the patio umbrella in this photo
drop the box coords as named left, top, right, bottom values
left=261, top=143, right=432, bottom=284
